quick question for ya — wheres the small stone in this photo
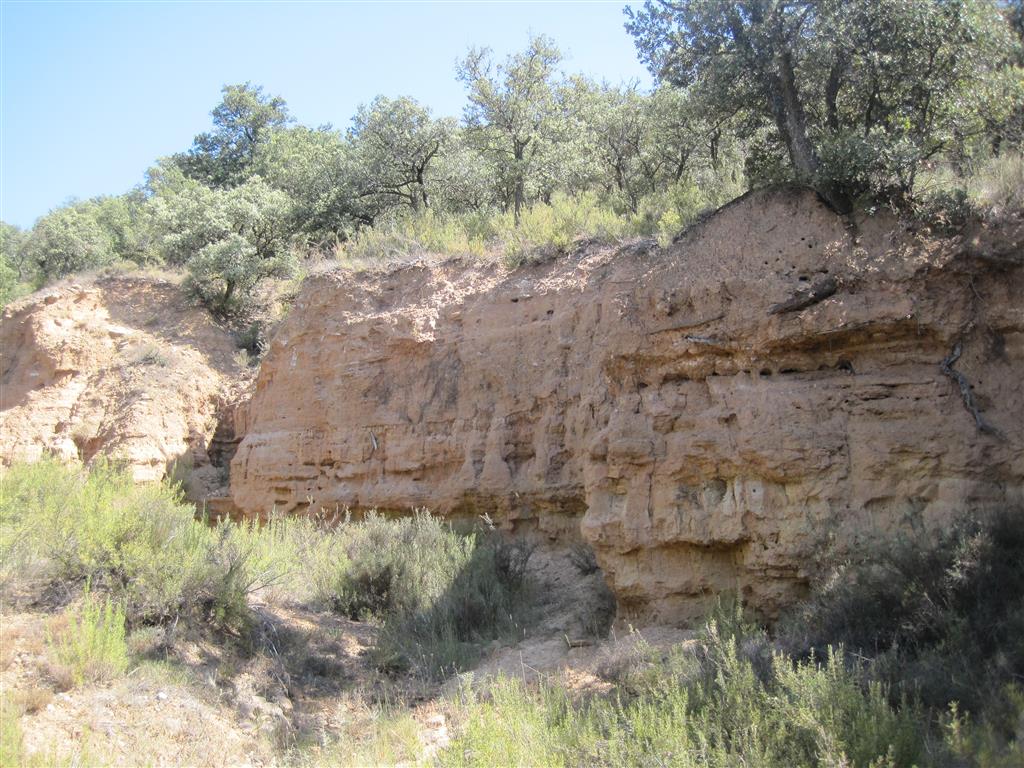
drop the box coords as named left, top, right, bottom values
left=155, top=691, right=168, bottom=701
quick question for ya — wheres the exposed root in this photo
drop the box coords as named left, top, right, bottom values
left=685, top=334, right=727, bottom=348
left=768, top=276, right=838, bottom=315
left=940, top=341, right=1003, bottom=439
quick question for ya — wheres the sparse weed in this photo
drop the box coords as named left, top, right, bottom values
left=122, top=340, right=175, bottom=368
left=319, top=707, right=426, bottom=767
left=914, top=152, right=1024, bottom=228
left=46, top=590, right=129, bottom=686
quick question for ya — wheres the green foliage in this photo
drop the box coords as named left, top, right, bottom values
left=782, top=507, right=1024, bottom=719
left=254, top=125, right=358, bottom=244
left=457, top=35, right=565, bottom=223
left=443, top=521, right=1024, bottom=768
left=20, top=202, right=117, bottom=280
left=441, top=617, right=924, bottom=768
left=46, top=590, right=130, bottom=686
left=0, top=696, right=24, bottom=768
left=14, top=12, right=1023, bottom=310
left=0, top=222, right=35, bottom=308
left=340, top=209, right=490, bottom=266
left=149, top=171, right=297, bottom=317
left=324, top=512, right=533, bottom=677
left=1, top=460, right=532, bottom=679
left=339, top=184, right=737, bottom=269
left=626, top=0, right=1021, bottom=209
left=965, top=151, right=1024, bottom=214
left=500, top=192, right=631, bottom=266
left=217, top=512, right=349, bottom=607
left=175, top=82, right=292, bottom=187
left=348, top=96, right=455, bottom=216
left=0, top=458, right=249, bottom=628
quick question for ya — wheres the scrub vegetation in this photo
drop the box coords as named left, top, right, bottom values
left=2, top=0, right=1021, bottom=315
left=1, top=460, right=1021, bottom=766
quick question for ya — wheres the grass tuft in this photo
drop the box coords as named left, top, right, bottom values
left=46, top=590, right=130, bottom=686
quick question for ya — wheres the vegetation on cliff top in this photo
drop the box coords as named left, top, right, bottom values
left=2, top=0, right=1021, bottom=316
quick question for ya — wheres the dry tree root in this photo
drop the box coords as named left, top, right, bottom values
left=940, top=340, right=1003, bottom=439
left=768, top=276, right=838, bottom=315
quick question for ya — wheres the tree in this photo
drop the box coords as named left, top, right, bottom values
left=457, top=35, right=564, bottom=223
left=149, top=170, right=296, bottom=317
left=428, top=130, right=500, bottom=213
left=1, top=222, right=32, bottom=307
left=349, top=96, right=455, bottom=213
left=625, top=0, right=1018, bottom=210
left=1, top=222, right=30, bottom=281
left=21, top=203, right=117, bottom=279
left=175, top=83, right=292, bottom=188
left=255, top=125, right=362, bottom=243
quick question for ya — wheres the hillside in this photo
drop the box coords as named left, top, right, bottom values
left=0, top=274, right=248, bottom=494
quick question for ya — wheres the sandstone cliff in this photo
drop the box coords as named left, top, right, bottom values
left=230, top=188, right=1024, bottom=622
left=1, top=276, right=245, bottom=485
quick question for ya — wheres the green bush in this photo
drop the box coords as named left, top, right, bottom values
left=0, top=458, right=250, bottom=628
left=218, top=511, right=349, bottom=607
left=441, top=613, right=924, bottom=768
left=498, top=192, right=630, bottom=266
left=46, top=590, right=129, bottom=686
left=339, top=211, right=489, bottom=267
left=322, top=511, right=533, bottom=677
left=913, top=152, right=1024, bottom=229
left=2, top=460, right=534, bottom=677
left=19, top=203, right=118, bottom=280
left=967, top=152, right=1024, bottom=214
left=781, top=507, right=1024, bottom=718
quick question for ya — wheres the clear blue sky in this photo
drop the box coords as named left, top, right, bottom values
left=1, top=1, right=650, bottom=228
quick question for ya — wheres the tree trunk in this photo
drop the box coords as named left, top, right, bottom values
left=769, top=48, right=851, bottom=214
left=775, top=49, right=817, bottom=181
left=416, top=166, right=429, bottom=209
left=513, top=138, right=529, bottom=226
left=824, top=53, right=846, bottom=133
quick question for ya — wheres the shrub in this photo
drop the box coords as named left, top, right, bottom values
left=320, top=512, right=533, bottom=677
left=441, top=611, right=925, bottom=768
left=498, top=192, right=630, bottom=267
left=1, top=460, right=534, bottom=678
left=968, top=152, right=1024, bottom=215
left=781, top=507, right=1024, bottom=718
left=19, top=203, right=117, bottom=280
left=339, top=210, right=489, bottom=267
left=339, top=192, right=641, bottom=269
left=217, top=511, right=349, bottom=607
left=46, top=590, right=129, bottom=686
left=0, top=458, right=250, bottom=629
left=913, top=152, right=1024, bottom=229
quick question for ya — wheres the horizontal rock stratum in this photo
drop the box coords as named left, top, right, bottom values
left=229, top=188, right=1024, bottom=622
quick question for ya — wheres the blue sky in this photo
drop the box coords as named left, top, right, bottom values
left=1, top=1, right=650, bottom=228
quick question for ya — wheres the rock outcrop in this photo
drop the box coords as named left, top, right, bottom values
left=230, top=188, right=1024, bottom=622
left=1, top=276, right=245, bottom=484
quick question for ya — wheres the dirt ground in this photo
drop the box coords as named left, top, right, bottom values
left=0, top=544, right=690, bottom=767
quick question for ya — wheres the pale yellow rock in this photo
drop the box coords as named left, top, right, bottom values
left=1, top=275, right=244, bottom=483
left=230, top=189, right=1024, bottom=622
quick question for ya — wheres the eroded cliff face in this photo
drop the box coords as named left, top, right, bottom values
left=225, top=189, right=1020, bottom=621
left=1, top=276, right=245, bottom=485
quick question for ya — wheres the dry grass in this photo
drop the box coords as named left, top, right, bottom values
left=9, top=686, right=53, bottom=716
